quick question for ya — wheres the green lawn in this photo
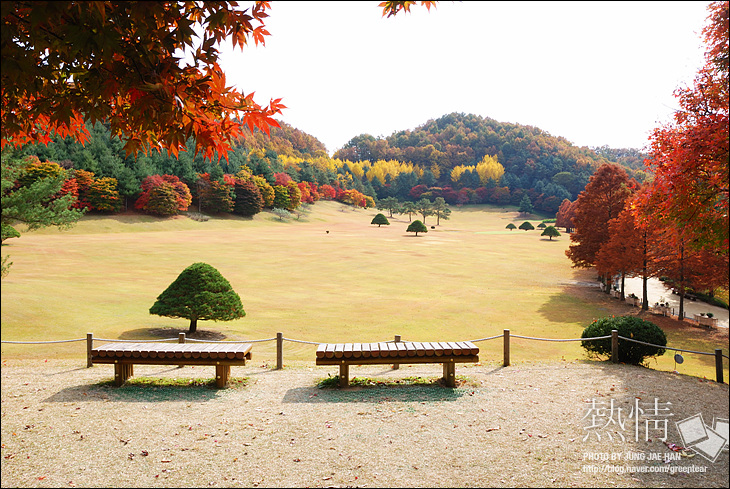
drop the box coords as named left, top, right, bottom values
left=1, top=202, right=727, bottom=381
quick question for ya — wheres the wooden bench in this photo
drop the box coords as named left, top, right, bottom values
left=90, top=342, right=253, bottom=388
left=315, top=341, right=479, bottom=387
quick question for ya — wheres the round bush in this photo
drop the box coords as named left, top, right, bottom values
left=580, top=316, right=667, bottom=365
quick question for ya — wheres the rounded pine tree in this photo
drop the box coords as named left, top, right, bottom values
left=371, top=213, right=390, bottom=227
left=406, top=220, right=428, bottom=236
left=541, top=225, right=562, bottom=240
left=149, top=262, right=245, bottom=334
left=506, top=223, right=517, bottom=231
left=519, top=221, right=535, bottom=231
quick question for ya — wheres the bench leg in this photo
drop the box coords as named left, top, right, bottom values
left=215, top=365, right=230, bottom=388
left=114, top=363, right=133, bottom=386
left=443, top=361, right=455, bottom=388
left=339, top=363, right=349, bottom=388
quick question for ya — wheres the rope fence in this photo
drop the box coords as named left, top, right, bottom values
left=2, top=329, right=727, bottom=383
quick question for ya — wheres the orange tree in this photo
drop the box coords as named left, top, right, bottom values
left=1, top=1, right=286, bottom=160
left=2, top=1, right=435, bottom=160
left=566, top=164, right=637, bottom=290
left=640, top=1, right=729, bottom=254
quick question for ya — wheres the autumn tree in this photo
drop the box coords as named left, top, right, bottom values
left=652, top=225, right=729, bottom=319
left=1, top=1, right=285, bottom=160
left=233, top=179, right=264, bottom=217
left=555, top=198, right=577, bottom=233
left=371, top=213, right=390, bottom=227
left=1, top=154, right=84, bottom=276
left=596, top=202, right=663, bottom=305
left=135, top=174, right=192, bottom=216
left=149, top=262, right=245, bottom=334
left=566, top=164, right=636, bottom=290
left=407, top=220, right=428, bottom=236
left=197, top=172, right=234, bottom=214
left=640, top=1, right=729, bottom=254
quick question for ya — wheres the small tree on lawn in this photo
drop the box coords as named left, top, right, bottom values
left=149, top=262, right=245, bottom=334
left=519, top=221, right=535, bottom=231
left=371, top=213, right=390, bottom=227
left=541, top=225, right=562, bottom=240
left=506, top=223, right=517, bottom=231
left=272, top=207, right=292, bottom=221
left=407, top=220, right=428, bottom=236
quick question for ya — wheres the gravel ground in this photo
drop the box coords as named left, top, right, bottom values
left=1, top=359, right=728, bottom=488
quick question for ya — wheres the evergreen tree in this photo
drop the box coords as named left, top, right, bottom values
left=371, top=213, right=390, bottom=227
left=149, top=262, right=245, bottom=334
left=407, top=220, right=428, bottom=236
left=518, top=194, right=534, bottom=214
left=541, top=225, right=561, bottom=240
left=519, top=221, right=535, bottom=231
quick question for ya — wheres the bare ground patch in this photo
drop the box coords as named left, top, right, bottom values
left=1, top=359, right=728, bottom=488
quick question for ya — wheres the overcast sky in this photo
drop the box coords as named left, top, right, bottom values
left=219, top=1, right=711, bottom=156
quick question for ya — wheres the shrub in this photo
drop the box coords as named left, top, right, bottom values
left=581, top=316, right=667, bottom=365
left=506, top=223, right=516, bottom=231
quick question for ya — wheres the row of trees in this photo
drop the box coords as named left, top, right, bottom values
left=375, top=196, right=452, bottom=225
left=564, top=164, right=728, bottom=319
left=10, top=118, right=580, bottom=214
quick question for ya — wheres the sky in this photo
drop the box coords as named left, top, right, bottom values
left=218, top=1, right=712, bottom=156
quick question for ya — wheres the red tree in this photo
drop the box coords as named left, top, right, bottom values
left=566, top=164, right=637, bottom=290
left=555, top=199, right=577, bottom=233
left=640, top=1, right=729, bottom=254
left=596, top=203, right=663, bottom=307
left=135, top=175, right=192, bottom=214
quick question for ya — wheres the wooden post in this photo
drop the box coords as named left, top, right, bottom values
left=611, top=330, right=619, bottom=363
left=716, top=349, right=724, bottom=384
left=503, top=329, right=510, bottom=367
left=86, top=333, right=93, bottom=368
left=392, top=334, right=401, bottom=370
left=443, top=360, right=455, bottom=387
left=276, top=332, right=283, bottom=370
left=339, top=362, right=349, bottom=388
left=178, top=333, right=186, bottom=368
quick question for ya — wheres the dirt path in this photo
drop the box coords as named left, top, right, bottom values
left=2, top=359, right=728, bottom=488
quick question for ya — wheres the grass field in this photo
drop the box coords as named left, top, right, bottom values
left=1, top=201, right=727, bottom=381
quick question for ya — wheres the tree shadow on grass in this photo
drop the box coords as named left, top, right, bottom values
left=117, top=327, right=226, bottom=341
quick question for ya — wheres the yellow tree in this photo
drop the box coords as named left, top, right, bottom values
left=475, top=154, right=505, bottom=185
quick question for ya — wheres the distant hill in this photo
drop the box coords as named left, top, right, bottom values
left=233, top=120, right=329, bottom=160
left=332, top=112, right=648, bottom=199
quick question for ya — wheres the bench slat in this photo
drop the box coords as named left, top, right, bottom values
left=411, top=341, right=426, bottom=356
left=316, top=344, right=327, bottom=359
left=395, top=342, right=408, bottom=357
left=325, top=343, right=336, bottom=359
left=404, top=342, right=417, bottom=357
left=344, top=343, right=353, bottom=358
left=361, top=343, right=372, bottom=358
left=352, top=343, right=362, bottom=358
left=334, top=343, right=345, bottom=359
left=438, top=342, right=452, bottom=355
